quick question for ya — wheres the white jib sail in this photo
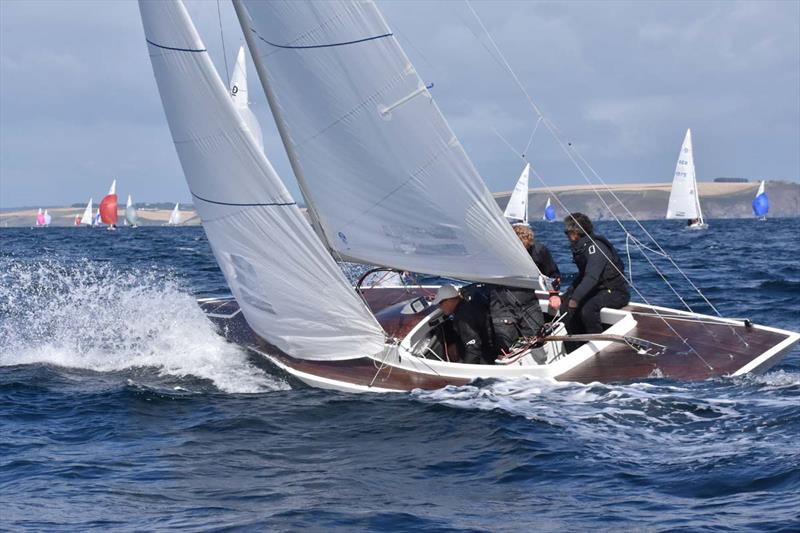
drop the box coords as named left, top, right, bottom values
left=229, top=45, right=264, bottom=152
left=503, top=163, right=529, bottom=224
left=666, top=128, right=701, bottom=220
left=80, top=199, right=93, bottom=225
left=138, top=0, right=386, bottom=360
left=168, top=202, right=181, bottom=225
left=44, top=210, right=52, bottom=225
left=236, top=0, right=541, bottom=289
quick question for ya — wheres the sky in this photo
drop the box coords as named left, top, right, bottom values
left=1, top=0, right=798, bottom=208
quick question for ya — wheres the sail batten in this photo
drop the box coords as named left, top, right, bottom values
left=139, top=0, right=385, bottom=361
left=236, top=0, right=541, bottom=288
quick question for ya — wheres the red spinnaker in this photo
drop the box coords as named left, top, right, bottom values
left=99, top=194, right=118, bottom=225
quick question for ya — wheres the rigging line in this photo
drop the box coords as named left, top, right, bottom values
left=216, top=0, right=230, bottom=85
left=570, top=146, right=724, bottom=317
left=526, top=165, right=712, bottom=369
left=464, top=0, right=730, bottom=343
left=522, top=116, right=544, bottom=158
left=464, top=0, right=738, bottom=349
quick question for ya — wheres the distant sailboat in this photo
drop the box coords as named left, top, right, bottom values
left=99, top=179, right=118, bottom=230
left=125, top=195, right=139, bottom=227
left=543, top=197, right=556, bottom=222
left=35, top=208, right=45, bottom=227
left=229, top=45, right=264, bottom=151
left=167, top=202, right=181, bottom=225
left=74, top=214, right=81, bottom=226
left=43, top=210, right=52, bottom=226
left=92, top=208, right=102, bottom=227
left=666, top=129, right=707, bottom=230
left=503, top=163, right=530, bottom=225
left=80, top=198, right=93, bottom=226
left=752, top=181, right=768, bottom=221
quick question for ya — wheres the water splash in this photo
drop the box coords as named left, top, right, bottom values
left=0, top=259, right=286, bottom=393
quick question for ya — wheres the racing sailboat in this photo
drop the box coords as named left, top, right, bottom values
left=43, top=210, right=52, bottom=226
left=166, top=202, right=181, bottom=226
left=125, top=195, right=139, bottom=227
left=140, top=0, right=798, bottom=393
left=229, top=45, right=264, bottom=151
left=666, top=129, right=707, bottom=230
left=99, top=180, right=118, bottom=230
left=752, top=181, right=768, bottom=220
left=79, top=198, right=93, bottom=226
left=543, top=197, right=556, bottom=222
left=503, top=163, right=530, bottom=225
left=34, top=209, right=45, bottom=227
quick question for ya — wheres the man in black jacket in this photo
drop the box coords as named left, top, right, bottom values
left=433, top=284, right=494, bottom=364
left=561, top=213, right=630, bottom=336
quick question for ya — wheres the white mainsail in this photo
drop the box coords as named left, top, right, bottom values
left=138, top=0, right=385, bottom=360
left=80, top=199, right=93, bottom=225
left=503, top=163, right=529, bottom=224
left=167, top=202, right=181, bottom=225
left=229, top=45, right=264, bottom=151
left=666, top=128, right=704, bottom=223
left=43, top=210, right=52, bottom=226
left=235, top=0, right=540, bottom=288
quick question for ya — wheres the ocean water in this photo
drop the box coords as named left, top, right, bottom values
left=1, top=219, right=798, bottom=532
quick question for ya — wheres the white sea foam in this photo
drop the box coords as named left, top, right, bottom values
left=0, top=260, right=287, bottom=393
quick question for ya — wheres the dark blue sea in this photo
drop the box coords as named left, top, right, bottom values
left=1, top=219, right=799, bottom=532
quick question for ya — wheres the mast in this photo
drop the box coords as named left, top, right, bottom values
left=232, top=0, right=332, bottom=251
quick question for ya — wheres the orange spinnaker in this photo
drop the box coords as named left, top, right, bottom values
left=99, top=194, right=118, bottom=225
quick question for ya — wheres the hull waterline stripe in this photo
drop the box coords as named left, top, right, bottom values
left=145, top=39, right=207, bottom=53
left=251, top=28, right=393, bottom=50
left=192, top=192, right=296, bottom=208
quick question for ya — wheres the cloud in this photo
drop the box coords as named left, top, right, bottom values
left=1, top=0, right=798, bottom=207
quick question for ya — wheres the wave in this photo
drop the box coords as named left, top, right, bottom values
left=0, top=259, right=287, bottom=393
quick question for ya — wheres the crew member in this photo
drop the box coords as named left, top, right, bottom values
left=513, top=224, right=561, bottom=310
left=432, top=284, right=494, bottom=365
left=561, top=213, right=630, bottom=335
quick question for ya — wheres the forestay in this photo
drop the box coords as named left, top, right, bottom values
left=236, top=0, right=541, bottom=288
left=229, top=45, right=264, bottom=151
left=503, top=163, right=529, bottom=224
left=666, top=128, right=701, bottom=220
left=138, top=0, right=386, bottom=361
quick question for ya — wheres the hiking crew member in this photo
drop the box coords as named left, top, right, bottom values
left=513, top=224, right=561, bottom=310
left=561, top=213, right=630, bottom=335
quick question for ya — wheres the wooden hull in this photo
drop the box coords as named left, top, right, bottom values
left=198, top=288, right=798, bottom=393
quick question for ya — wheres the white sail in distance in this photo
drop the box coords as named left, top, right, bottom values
left=43, top=210, right=52, bottom=226
left=80, top=198, right=93, bottom=225
left=125, top=195, right=139, bottom=226
left=168, top=202, right=181, bottom=225
left=138, top=0, right=385, bottom=360
left=503, top=163, right=529, bottom=224
left=666, top=128, right=703, bottom=222
left=229, top=45, right=264, bottom=152
left=235, top=0, right=541, bottom=288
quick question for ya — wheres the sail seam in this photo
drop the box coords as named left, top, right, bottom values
left=251, top=28, right=392, bottom=50
left=192, top=192, right=295, bottom=207
left=145, top=39, right=207, bottom=53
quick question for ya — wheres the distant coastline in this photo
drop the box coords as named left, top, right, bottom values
left=1, top=180, right=798, bottom=227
